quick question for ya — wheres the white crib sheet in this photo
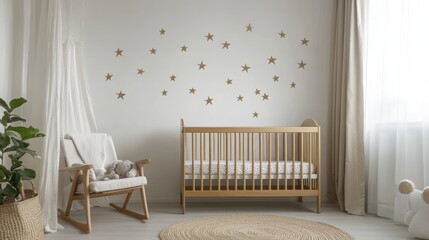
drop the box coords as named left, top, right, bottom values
left=185, top=160, right=315, bottom=176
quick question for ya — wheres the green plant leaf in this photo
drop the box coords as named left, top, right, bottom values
left=7, top=126, right=44, bottom=140
left=8, top=116, right=26, bottom=123
left=17, top=148, right=41, bottom=160
left=3, top=146, right=19, bottom=153
left=11, top=160, right=23, bottom=171
left=19, top=168, right=35, bottom=180
left=0, top=169, right=5, bottom=181
left=11, top=137, right=30, bottom=148
left=3, top=184, right=18, bottom=197
left=9, top=171, right=21, bottom=189
left=9, top=98, right=27, bottom=111
left=0, top=98, right=11, bottom=112
left=0, top=165, right=11, bottom=178
left=1, top=111, right=9, bottom=126
left=4, top=130, right=19, bottom=140
left=0, top=132, right=3, bottom=148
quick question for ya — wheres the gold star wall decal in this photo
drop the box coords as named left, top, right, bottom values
left=290, top=82, right=296, bottom=88
left=268, top=56, right=276, bottom=64
left=105, top=73, right=113, bottom=81
left=205, top=97, right=213, bottom=105
left=298, top=60, right=307, bottom=69
left=189, top=88, right=196, bottom=94
left=162, top=90, right=168, bottom=96
left=116, top=91, right=126, bottom=99
left=149, top=48, right=157, bottom=54
left=241, top=64, right=251, bottom=72
left=170, top=75, right=176, bottom=81
left=273, top=75, right=279, bottom=82
left=301, top=38, right=309, bottom=46
left=114, top=48, right=123, bottom=57
left=278, top=31, right=286, bottom=38
left=253, top=112, right=259, bottom=118
left=226, top=79, right=233, bottom=85
left=160, top=28, right=166, bottom=35
left=205, top=33, right=214, bottom=41
left=137, top=68, right=144, bottom=75
left=262, top=93, right=269, bottom=100
left=181, top=45, right=188, bottom=52
left=255, top=89, right=261, bottom=95
left=237, top=95, right=244, bottom=101
left=222, top=41, right=231, bottom=49
left=246, top=24, right=253, bottom=32
left=198, top=61, right=206, bottom=70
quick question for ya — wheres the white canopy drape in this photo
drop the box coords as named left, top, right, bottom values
left=17, top=0, right=98, bottom=233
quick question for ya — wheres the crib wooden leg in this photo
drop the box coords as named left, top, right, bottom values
left=316, top=196, right=321, bottom=213
left=180, top=192, right=183, bottom=205
left=182, top=196, right=186, bottom=214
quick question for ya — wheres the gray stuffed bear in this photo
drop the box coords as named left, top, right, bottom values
left=104, top=160, right=138, bottom=179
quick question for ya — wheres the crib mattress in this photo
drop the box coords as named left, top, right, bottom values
left=185, top=160, right=317, bottom=179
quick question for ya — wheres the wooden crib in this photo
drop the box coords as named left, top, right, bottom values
left=180, top=119, right=321, bottom=213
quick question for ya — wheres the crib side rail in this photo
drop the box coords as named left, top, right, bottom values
left=183, top=126, right=319, bottom=133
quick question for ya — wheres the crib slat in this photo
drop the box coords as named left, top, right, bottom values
left=192, top=133, right=195, bottom=191
left=309, top=133, right=312, bottom=190
left=244, top=133, right=247, bottom=191
left=300, top=133, right=304, bottom=190
left=252, top=133, right=255, bottom=191
left=268, top=133, right=271, bottom=191
left=209, top=133, right=212, bottom=191
left=284, top=133, right=287, bottom=190
left=292, top=133, right=295, bottom=190
left=217, top=133, right=221, bottom=191
left=200, top=133, right=203, bottom=191
left=225, top=133, right=227, bottom=191
left=235, top=133, right=238, bottom=191
left=259, top=133, right=262, bottom=190
left=276, top=133, right=279, bottom=190
left=240, top=133, right=242, bottom=190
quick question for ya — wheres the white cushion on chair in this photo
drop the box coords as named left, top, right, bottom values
left=76, top=176, right=147, bottom=193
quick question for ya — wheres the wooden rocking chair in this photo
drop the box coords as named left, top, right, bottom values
left=59, top=134, right=150, bottom=233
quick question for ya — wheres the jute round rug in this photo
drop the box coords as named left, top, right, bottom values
left=160, top=214, right=353, bottom=240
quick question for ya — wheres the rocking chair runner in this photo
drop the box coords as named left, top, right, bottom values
left=59, top=134, right=150, bottom=233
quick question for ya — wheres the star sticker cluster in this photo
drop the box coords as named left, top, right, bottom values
left=104, top=25, right=310, bottom=118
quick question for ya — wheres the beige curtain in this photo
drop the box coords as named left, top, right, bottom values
left=329, top=0, right=366, bottom=215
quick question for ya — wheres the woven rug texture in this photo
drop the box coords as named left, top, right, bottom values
left=160, top=214, right=354, bottom=240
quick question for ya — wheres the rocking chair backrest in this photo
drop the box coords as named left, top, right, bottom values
left=61, top=135, right=118, bottom=169
left=62, top=140, right=84, bottom=167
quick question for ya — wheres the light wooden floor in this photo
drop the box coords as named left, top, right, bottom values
left=45, top=201, right=413, bottom=240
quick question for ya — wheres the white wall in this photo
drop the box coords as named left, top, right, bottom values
left=82, top=0, right=335, bottom=202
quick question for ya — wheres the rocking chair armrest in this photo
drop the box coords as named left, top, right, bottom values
left=59, top=164, right=94, bottom=172
left=134, top=159, right=151, bottom=167
left=134, top=159, right=150, bottom=177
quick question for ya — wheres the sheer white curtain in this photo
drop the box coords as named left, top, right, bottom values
left=365, top=0, right=429, bottom=220
left=24, top=0, right=98, bottom=233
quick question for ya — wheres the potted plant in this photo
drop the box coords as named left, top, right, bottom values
left=0, top=97, right=45, bottom=239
